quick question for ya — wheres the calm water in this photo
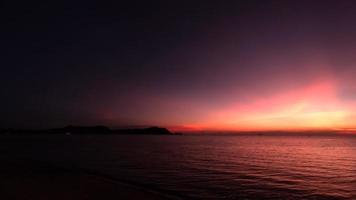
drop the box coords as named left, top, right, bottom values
left=1, top=134, right=356, bottom=199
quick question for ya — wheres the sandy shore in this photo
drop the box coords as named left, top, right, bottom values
left=0, top=159, right=176, bottom=200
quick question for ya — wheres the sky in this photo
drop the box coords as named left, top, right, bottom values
left=2, top=0, right=356, bottom=131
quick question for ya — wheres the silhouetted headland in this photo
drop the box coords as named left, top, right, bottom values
left=0, top=126, right=176, bottom=135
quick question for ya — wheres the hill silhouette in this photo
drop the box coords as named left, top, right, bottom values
left=0, top=126, right=174, bottom=135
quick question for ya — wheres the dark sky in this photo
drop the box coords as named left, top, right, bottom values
left=2, top=1, right=356, bottom=131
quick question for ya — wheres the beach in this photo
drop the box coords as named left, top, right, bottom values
left=0, top=159, right=173, bottom=200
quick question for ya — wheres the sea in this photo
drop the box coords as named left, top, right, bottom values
left=1, top=134, right=356, bottom=199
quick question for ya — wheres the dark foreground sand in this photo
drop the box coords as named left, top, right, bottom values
left=0, top=159, right=176, bottom=200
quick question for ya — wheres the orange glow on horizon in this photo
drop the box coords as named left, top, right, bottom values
left=170, top=79, right=356, bottom=132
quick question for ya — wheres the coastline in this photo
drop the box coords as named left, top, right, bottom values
left=0, top=159, right=181, bottom=200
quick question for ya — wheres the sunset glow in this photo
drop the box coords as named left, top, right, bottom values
left=3, top=1, right=356, bottom=134
left=169, top=79, right=356, bottom=132
left=5, top=2, right=356, bottom=200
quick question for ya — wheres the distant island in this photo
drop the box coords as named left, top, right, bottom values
left=0, top=126, right=178, bottom=135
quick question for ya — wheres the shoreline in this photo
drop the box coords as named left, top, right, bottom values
left=73, top=169, right=184, bottom=200
left=0, top=159, right=182, bottom=200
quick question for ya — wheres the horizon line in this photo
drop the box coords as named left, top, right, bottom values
left=2, top=125, right=356, bottom=134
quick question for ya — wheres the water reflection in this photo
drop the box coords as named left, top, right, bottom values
left=1, top=135, right=356, bottom=199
